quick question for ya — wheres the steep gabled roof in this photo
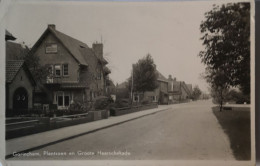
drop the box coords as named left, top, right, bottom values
left=156, top=70, right=168, bottom=83
left=5, top=30, right=16, bottom=41
left=6, top=60, right=35, bottom=85
left=50, top=27, right=109, bottom=66
left=49, top=27, right=89, bottom=66
left=29, top=26, right=91, bottom=66
left=6, top=60, right=24, bottom=83
left=6, top=41, right=30, bottom=60
left=186, top=84, right=192, bottom=93
left=172, top=81, right=181, bottom=93
left=172, top=81, right=191, bottom=96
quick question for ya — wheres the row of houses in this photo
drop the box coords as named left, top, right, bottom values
left=5, top=24, right=193, bottom=114
left=117, top=71, right=193, bottom=105
left=6, top=24, right=115, bottom=112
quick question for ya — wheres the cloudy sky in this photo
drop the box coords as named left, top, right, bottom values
left=4, top=0, right=222, bottom=92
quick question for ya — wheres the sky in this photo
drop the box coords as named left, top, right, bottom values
left=4, top=0, right=222, bottom=92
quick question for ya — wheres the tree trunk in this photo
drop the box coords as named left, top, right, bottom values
left=219, top=90, right=223, bottom=112
left=220, top=100, right=223, bottom=112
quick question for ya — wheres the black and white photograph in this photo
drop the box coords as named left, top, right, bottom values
left=0, top=0, right=255, bottom=165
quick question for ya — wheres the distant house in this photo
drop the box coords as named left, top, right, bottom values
left=116, top=81, right=130, bottom=99
left=6, top=60, right=36, bottom=111
left=134, top=70, right=169, bottom=104
left=105, top=80, right=114, bottom=93
left=168, top=75, right=192, bottom=103
left=28, top=24, right=110, bottom=110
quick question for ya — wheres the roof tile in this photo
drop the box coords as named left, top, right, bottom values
left=6, top=60, right=24, bottom=83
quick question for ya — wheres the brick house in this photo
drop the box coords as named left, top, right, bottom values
left=134, top=70, right=169, bottom=104
left=29, top=24, right=110, bottom=110
left=168, top=75, right=192, bottom=103
left=6, top=60, right=36, bottom=111
left=5, top=30, right=36, bottom=113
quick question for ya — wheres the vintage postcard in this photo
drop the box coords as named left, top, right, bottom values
left=0, top=0, right=255, bottom=166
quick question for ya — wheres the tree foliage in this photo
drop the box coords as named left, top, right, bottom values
left=192, top=85, right=202, bottom=100
left=225, top=89, right=250, bottom=104
left=199, top=3, right=250, bottom=96
left=204, top=67, right=230, bottom=111
left=131, top=54, right=158, bottom=93
left=23, top=52, right=50, bottom=82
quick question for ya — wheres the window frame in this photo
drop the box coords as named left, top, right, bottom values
left=96, top=67, right=102, bottom=80
left=56, top=91, right=71, bottom=109
left=152, top=96, right=157, bottom=102
left=64, top=95, right=70, bottom=106
left=54, top=64, right=61, bottom=77
left=133, top=94, right=139, bottom=102
left=63, top=64, right=69, bottom=76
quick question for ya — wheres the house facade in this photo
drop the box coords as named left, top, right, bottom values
left=6, top=60, right=36, bottom=111
left=29, top=24, right=109, bottom=110
left=168, top=75, right=192, bottom=103
left=5, top=30, right=36, bottom=113
left=138, top=70, right=169, bottom=104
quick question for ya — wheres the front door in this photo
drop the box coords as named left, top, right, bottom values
left=13, top=87, right=28, bottom=110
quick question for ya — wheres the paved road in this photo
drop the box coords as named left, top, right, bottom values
left=11, top=100, right=234, bottom=160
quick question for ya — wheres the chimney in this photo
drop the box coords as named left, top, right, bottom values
left=92, top=43, right=103, bottom=59
left=174, top=77, right=177, bottom=81
left=48, top=24, right=56, bottom=29
left=20, top=41, right=26, bottom=49
left=168, top=75, right=172, bottom=80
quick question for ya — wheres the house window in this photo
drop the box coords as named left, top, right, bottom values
left=133, top=94, right=139, bottom=102
left=63, top=64, right=69, bottom=76
left=58, top=95, right=63, bottom=106
left=54, top=65, right=61, bottom=77
left=56, top=91, right=70, bottom=109
left=96, top=68, right=102, bottom=80
left=64, top=95, right=70, bottom=106
left=46, top=43, right=58, bottom=53
left=152, top=96, right=157, bottom=102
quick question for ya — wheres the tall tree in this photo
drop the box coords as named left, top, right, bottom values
left=192, top=85, right=202, bottom=100
left=131, top=54, right=158, bottom=94
left=199, top=3, right=250, bottom=96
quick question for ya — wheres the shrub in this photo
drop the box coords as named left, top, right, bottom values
left=113, top=99, right=130, bottom=108
left=141, top=99, right=150, bottom=105
left=94, top=96, right=112, bottom=110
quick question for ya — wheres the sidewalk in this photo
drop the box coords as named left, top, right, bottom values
left=6, top=105, right=171, bottom=158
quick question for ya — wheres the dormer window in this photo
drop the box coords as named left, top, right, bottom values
left=46, top=43, right=58, bottom=53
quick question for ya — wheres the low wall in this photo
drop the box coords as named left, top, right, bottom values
left=110, top=103, right=158, bottom=116
left=6, top=110, right=109, bottom=139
